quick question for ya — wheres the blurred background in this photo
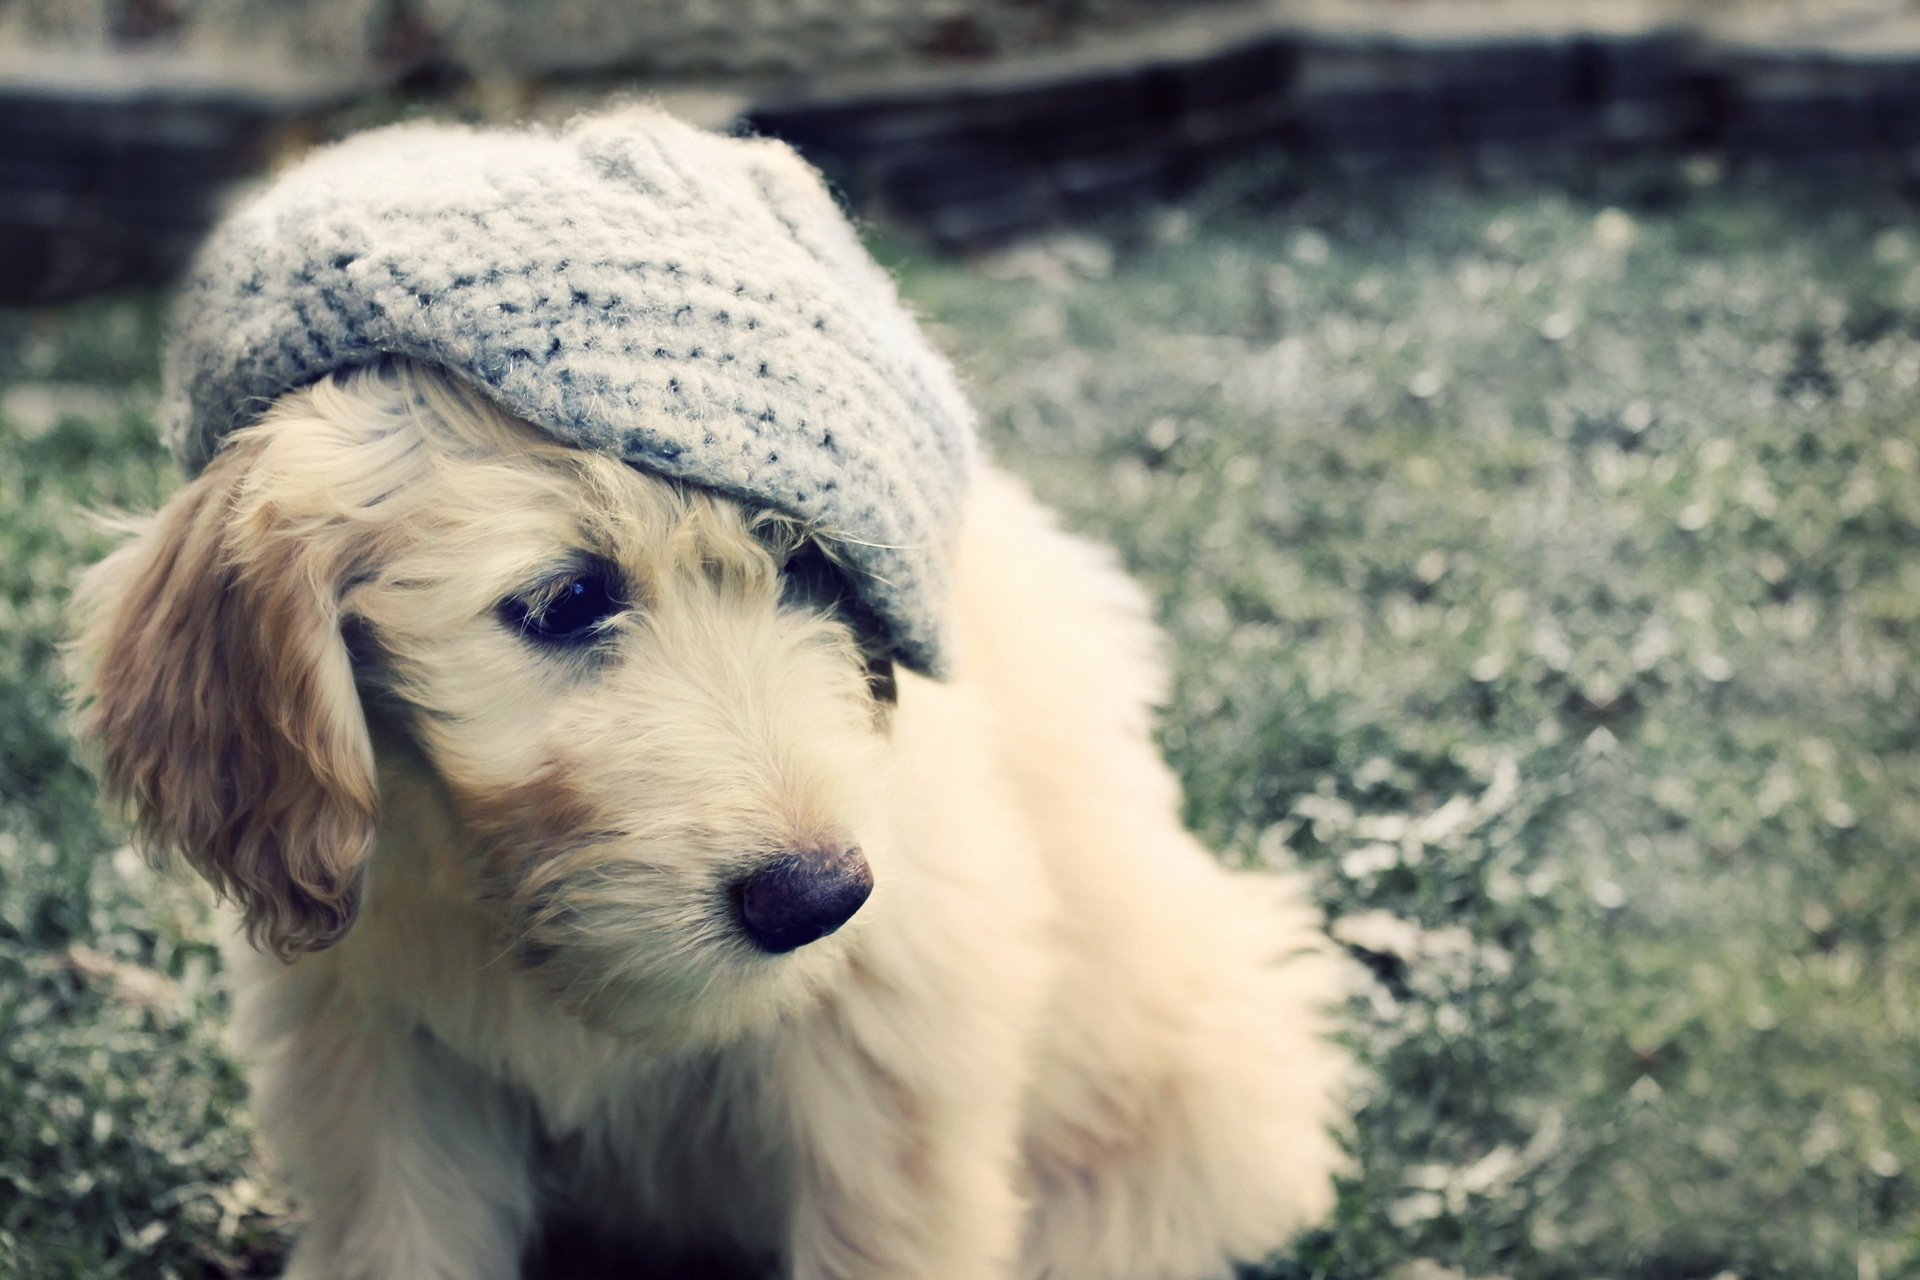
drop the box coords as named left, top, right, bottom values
left=3, top=2, right=1920, bottom=1278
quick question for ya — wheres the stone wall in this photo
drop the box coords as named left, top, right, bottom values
left=0, top=0, right=1192, bottom=78
left=749, top=22, right=1920, bottom=248
left=6, top=7, right=1920, bottom=301
left=0, top=51, right=359, bottom=303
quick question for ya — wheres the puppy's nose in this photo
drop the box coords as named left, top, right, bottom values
left=734, top=846, right=872, bottom=954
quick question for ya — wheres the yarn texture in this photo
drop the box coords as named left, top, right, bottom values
left=164, top=108, right=977, bottom=676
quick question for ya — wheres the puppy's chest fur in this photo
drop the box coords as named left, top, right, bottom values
left=335, top=735, right=799, bottom=1253
left=420, top=976, right=795, bottom=1272
left=418, top=960, right=793, bottom=1247
left=528, top=1044, right=793, bottom=1260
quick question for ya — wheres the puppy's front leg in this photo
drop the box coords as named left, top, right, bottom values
left=242, top=965, right=537, bottom=1280
left=780, top=995, right=1029, bottom=1280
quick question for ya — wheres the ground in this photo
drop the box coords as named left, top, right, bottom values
left=3, top=164, right=1918, bottom=1279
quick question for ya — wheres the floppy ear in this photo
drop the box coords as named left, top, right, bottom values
left=70, top=442, right=376, bottom=959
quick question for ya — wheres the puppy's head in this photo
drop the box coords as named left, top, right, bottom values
left=72, top=360, right=897, bottom=1045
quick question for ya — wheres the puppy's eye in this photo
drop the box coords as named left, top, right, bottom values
left=779, top=541, right=847, bottom=614
left=501, top=565, right=626, bottom=647
left=778, top=541, right=896, bottom=705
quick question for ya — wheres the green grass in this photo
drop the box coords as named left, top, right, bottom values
left=5, top=166, right=1920, bottom=1278
left=0, top=305, right=288, bottom=1278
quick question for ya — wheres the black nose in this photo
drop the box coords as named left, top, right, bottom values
left=734, top=846, right=873, bottom=954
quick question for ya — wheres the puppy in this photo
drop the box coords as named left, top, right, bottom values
left=72, top=358, right=1351, bottom=1280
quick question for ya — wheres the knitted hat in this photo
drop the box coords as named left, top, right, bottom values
left=163, top=109, right=977, bottom=677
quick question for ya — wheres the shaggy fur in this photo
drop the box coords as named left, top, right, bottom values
left=71, top=361, right=1352, bottom=1280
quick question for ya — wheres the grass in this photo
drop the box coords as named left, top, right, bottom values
left=4, top=164, right=1920, bottom=1278
left=0, top=305, right=287, bottom=1278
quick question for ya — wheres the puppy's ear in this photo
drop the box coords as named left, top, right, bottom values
left=70, top=442, right=376, bottom=958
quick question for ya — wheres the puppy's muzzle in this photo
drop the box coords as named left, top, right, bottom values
left=734, top=846, right=873, bottom=954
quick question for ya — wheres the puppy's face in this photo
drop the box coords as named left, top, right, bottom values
left=72, top=364, right=895, bottom=1047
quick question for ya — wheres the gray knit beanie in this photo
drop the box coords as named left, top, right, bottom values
left=163, top=108, right=976, bottom=677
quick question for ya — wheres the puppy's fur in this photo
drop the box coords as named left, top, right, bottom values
left=71, top=361, right=1351, bottom=1280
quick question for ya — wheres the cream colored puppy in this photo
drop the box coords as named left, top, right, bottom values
left=72, top=359, right=1351, bottom=1280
